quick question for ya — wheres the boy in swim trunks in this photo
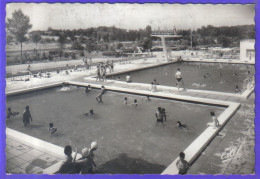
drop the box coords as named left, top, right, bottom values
left=155, top=107, right=164, bottom=125
left=176, top=152, right=190, bottom=175
left=175, top=68, right=184, bottom=91
left=23, top=106, right=33, bottom=126
left=6, top=107, right=19, bottom=118
left=49, top=123, right=57, bottom=136
left=96, top=86, right=106, bottom=103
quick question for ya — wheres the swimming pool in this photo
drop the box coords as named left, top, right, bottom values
left=6, top=86, right=225, bottom=174
left=107, top=62, right=254, bottom=93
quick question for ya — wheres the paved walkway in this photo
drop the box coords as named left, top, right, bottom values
left=5, top=57, right=255, bottom=174
left=6, top=136, right=62, bottom=174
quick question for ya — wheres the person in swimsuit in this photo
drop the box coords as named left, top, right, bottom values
left=155, top=107, right=164, bottom=125
left=124, top=97, right=128, bottom=105
left=96, top=86, right=106, bottom=103
left=6, top=108, right=19, bottom=118
left=85, top=85, right=92, bottom=93
left=49, top=123, right=57, bottom=136
left=175, top=68, right=184, bottom=91
left=23, top=106, right=32, bottom=126
left=176, top=152, right=190, bottom=175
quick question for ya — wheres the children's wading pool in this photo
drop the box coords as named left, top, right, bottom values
left=6, top=86, right=225, bottom=174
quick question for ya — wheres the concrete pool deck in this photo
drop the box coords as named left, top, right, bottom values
left=4, top=57, right=255, bottom=175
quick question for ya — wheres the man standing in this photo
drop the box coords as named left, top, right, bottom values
left=175, top=68, right=185, bottom=91
left=23, top=106, right=33, bottom=126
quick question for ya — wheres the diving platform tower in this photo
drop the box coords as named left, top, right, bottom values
left=151, top=27, right=183, bottom=61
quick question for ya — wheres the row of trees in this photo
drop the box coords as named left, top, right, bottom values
left=6, top=9, right=255, bottom=63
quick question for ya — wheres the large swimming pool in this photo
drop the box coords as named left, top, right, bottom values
left=108, top=62, right=254, bottom=93
left=6, top=86, right=225, bottom=174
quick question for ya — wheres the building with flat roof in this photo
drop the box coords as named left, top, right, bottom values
left=240, top=39, right=255, bottom=64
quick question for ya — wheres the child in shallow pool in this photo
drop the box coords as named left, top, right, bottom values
left=85, top=109, right=94, bottom=116
left=49, top=123, right=57, bottom=136
left=6, top=107, right=19, bottom=118
left=96, top=86, right=106, bottom=103
left=124, top=97, right=128, bottom=105
left=176, top=121, right=187, bottom=129
left=85, top=85, right=92, bottom=93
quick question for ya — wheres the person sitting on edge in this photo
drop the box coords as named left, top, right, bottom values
left=207, top=112, right=220, bottom=128
left=150, top=82, right=157, bottom=92
left=48, top=123, right=57, bottom=136
left=23, top=106, right=33, bottom=127
left=124, top=97, right=128, bottom=105
left=146, top=96, right=151, bottom=102
left=235, top=85, right=242, bottom=93
left=155, top=107, right=164, bottom=125
left=96, top=86, right=106, bottom=103
left=85, top=109, right=94, bottom=116
left=126, top=74, right=132, bottom=83
left=6, top=107, right=19, bottom=119
left=176, top=152, right=190, bottom=175
left=85, top=85, right=92, bottom=93
left=57, top=145, right=77, bottom=174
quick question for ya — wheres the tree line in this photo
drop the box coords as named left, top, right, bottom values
left=6, top=9, right=255, bottom=63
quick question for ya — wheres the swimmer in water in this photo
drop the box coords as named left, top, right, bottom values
left=85, top=109, right=94, bottom=116
left=85, top=85, right=92, bottom=93
left=219, top=73, right=222, bottom=77
left=124, top=97, right=128, bottom=105
left=176, top=121, right=187, bottom=129
left=235, top=85, right=242, bottom=93
left=96, top=86, right=106, bottom=103
left=161, top=108, right=167, bottom=122
left=49, top=123, right=57, bottom=136
left=207, top=112, right=220, bottom=128
left=155, top=107, right=164, bottom=126
left=131, top=99, right=143, bottom=108
left=6, top=107, right=19, bottom=118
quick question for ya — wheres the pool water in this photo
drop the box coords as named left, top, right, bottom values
left=108, top=62, right=254, bottom=93
left=6, top=86, right=225, bottom=174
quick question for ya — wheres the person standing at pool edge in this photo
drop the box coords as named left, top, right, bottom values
left=23, top=106, right=32, bottom=126
left=175, top=68, right=184, bottom=91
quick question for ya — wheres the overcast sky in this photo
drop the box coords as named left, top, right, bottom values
left=6, top=3, right=255, bottom=31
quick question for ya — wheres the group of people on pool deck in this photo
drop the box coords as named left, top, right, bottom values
left=57, top=141, right=98, bottom=174
left=96, top=60, right=115, bottom=82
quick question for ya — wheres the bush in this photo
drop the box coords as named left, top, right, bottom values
left=80, top=51, right=85, bottom=57
left=71, top=53, right=76, bottom=59
left=64, top=52, right=69, bottom=58
left=48, top=55, right=53, bottom=61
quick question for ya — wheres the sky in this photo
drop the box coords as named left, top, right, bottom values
left=6, top=3, right=255, bottom=31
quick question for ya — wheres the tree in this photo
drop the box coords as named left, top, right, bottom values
left=6, top=9, right=32, bottom=63
left=58, top=32, right=67, bottom=60
left=71, top=41, right=84, bottom=50
left=31, top=32, right=41, bottom=49
left=217, top=35, right=230, bottom=48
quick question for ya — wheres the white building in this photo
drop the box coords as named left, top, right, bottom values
left=240, top=39, right=255, bottom=64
